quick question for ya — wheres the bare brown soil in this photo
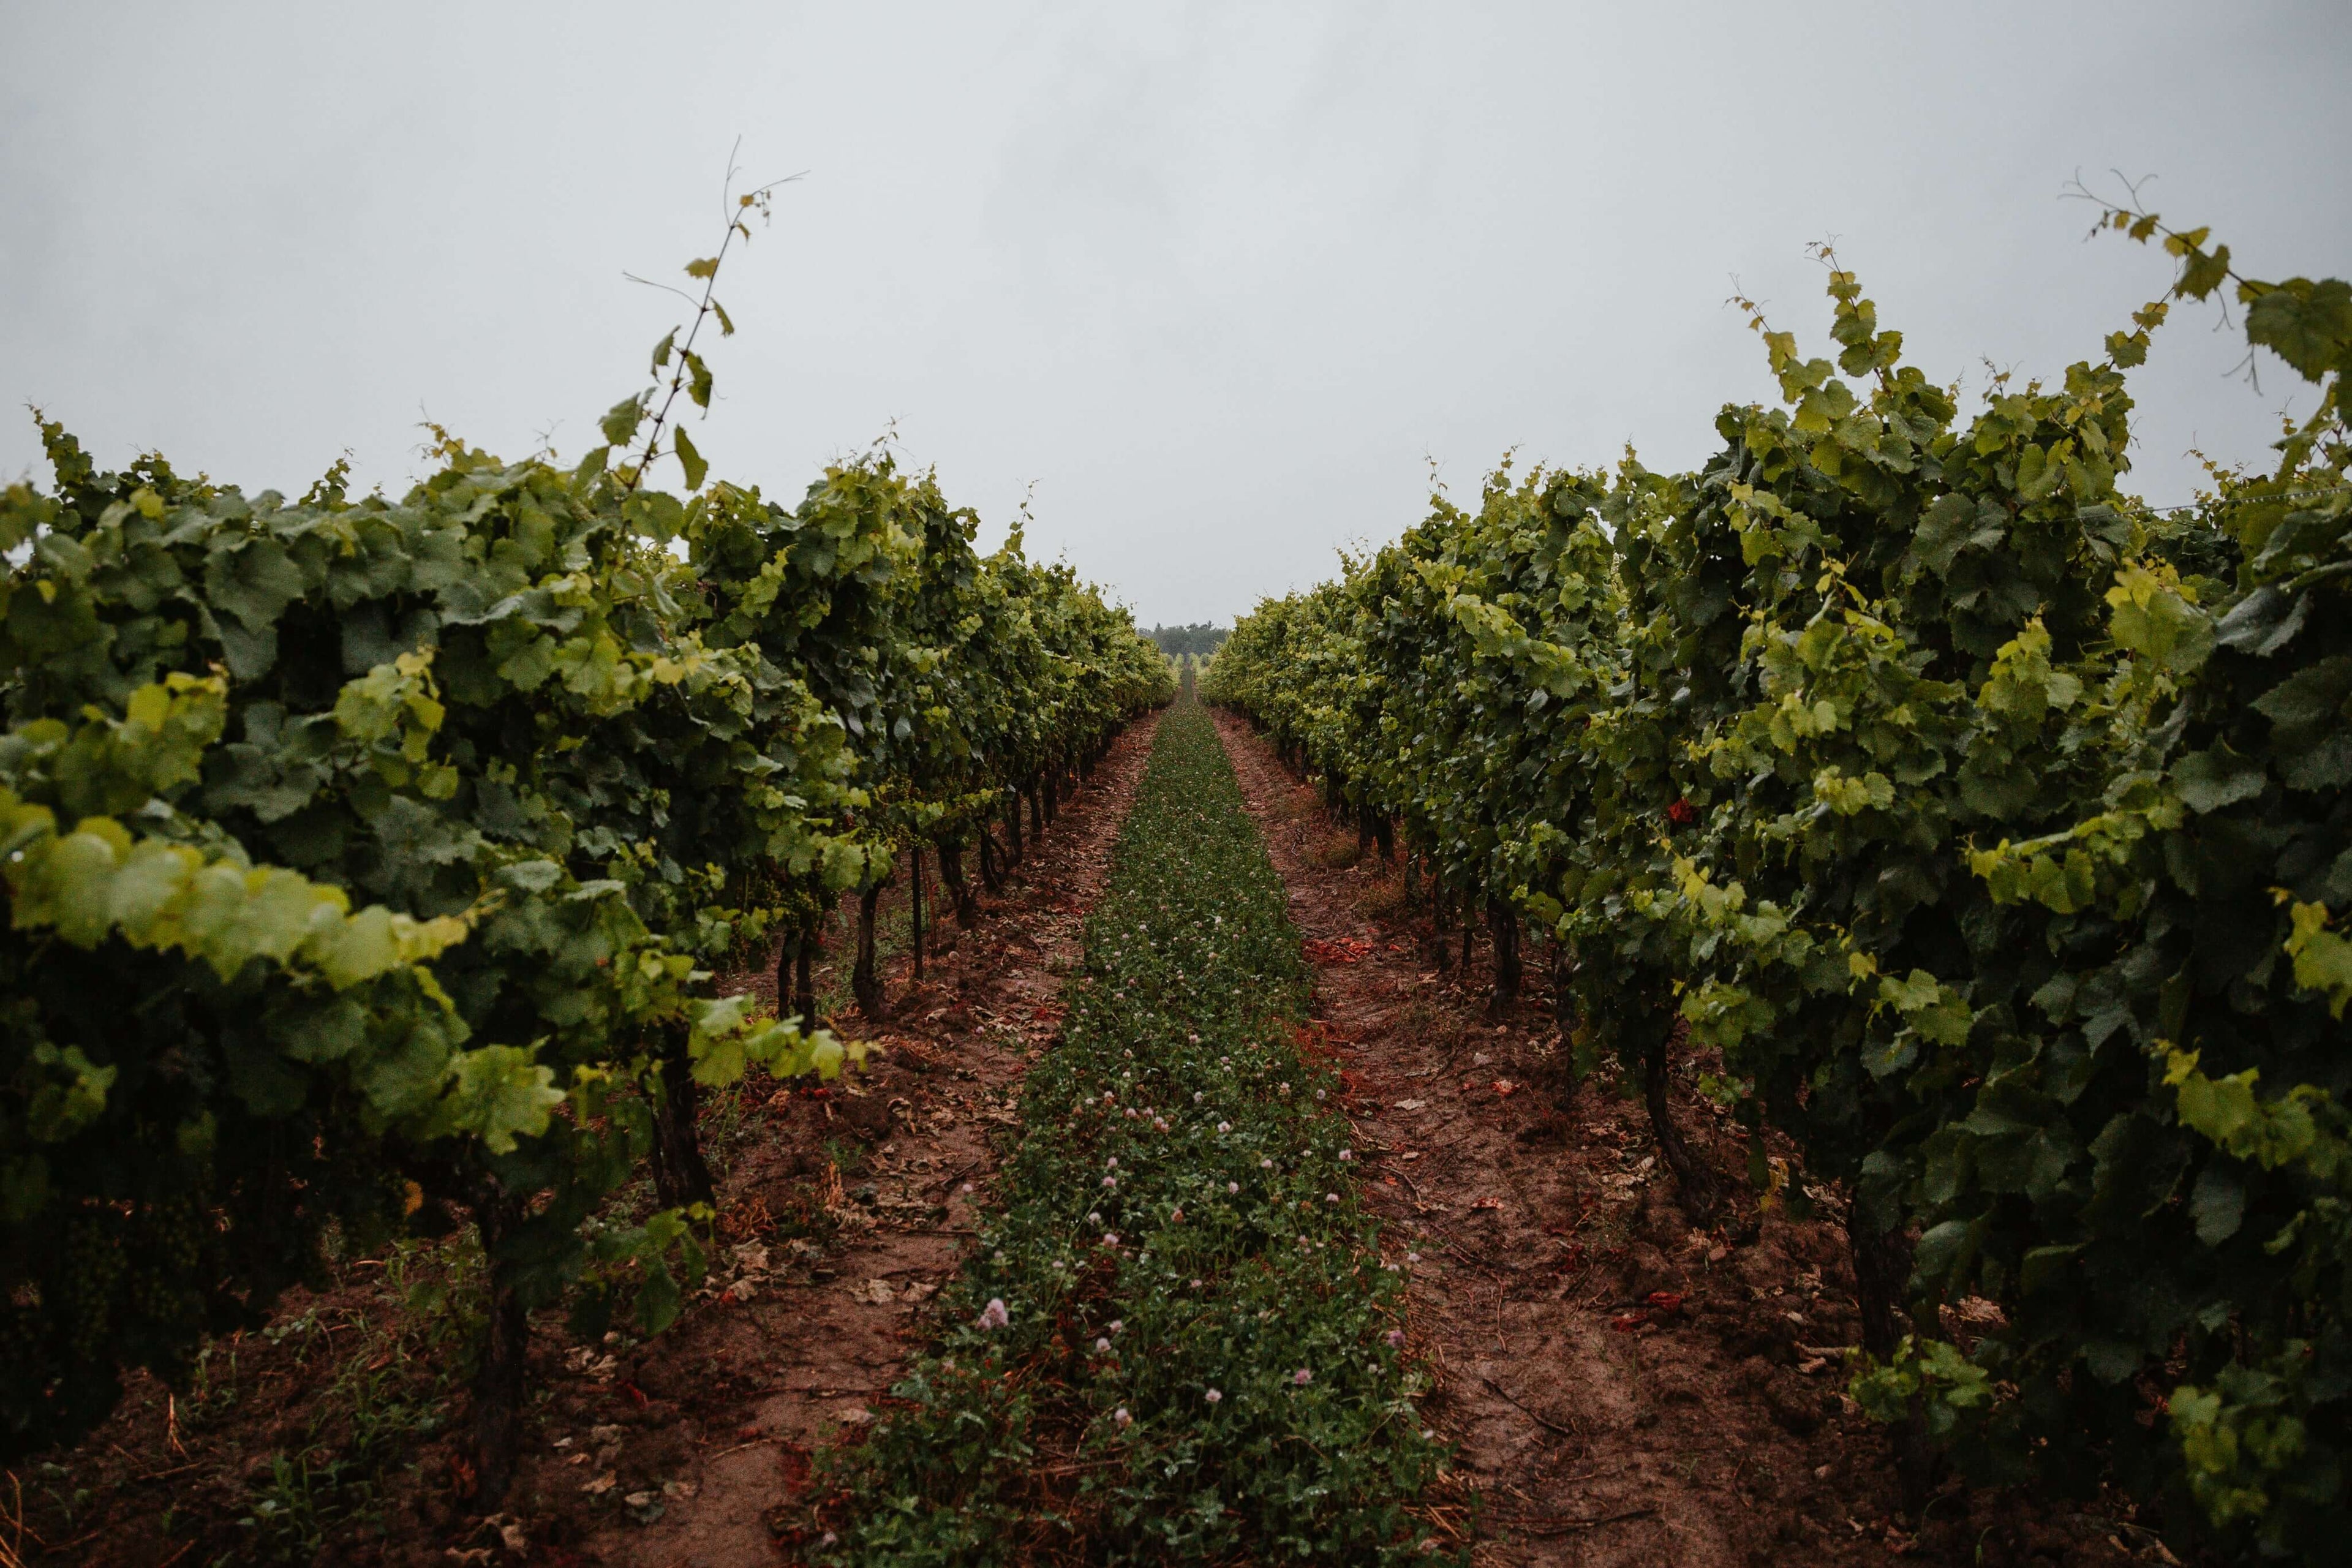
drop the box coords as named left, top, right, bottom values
left=1211, top=710, right=2166, bottom=1568
left=15, top=712, right=1158, bottom=1568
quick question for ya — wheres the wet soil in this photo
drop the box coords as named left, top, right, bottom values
left=18, top=712, right=1158, bottom=1568
left=1211, top=709, right=2165, bottom=1568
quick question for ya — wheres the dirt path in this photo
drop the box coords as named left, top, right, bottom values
left=554, top=714, right=1163, bottom=1568
left=1210, top=710, right=2113, bottom=1568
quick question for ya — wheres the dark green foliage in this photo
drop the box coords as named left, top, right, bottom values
left=0, top=393, right=1167, bottom=1471
left=1145, top=624, right=1229, bottom=659
left=1207, top=214, right=2351, bottom=1559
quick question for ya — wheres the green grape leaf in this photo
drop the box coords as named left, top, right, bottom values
left=673, top=426, right=707, bottom=492
left=437, top=1044, right=565, bottom=1154
left=601, top=396, right=647, bottom=446
left=2242, top=277, right=2352, bottom=383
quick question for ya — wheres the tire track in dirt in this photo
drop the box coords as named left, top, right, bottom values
left=1213, top=709, right=1951, bottom=1568
left=543, top=712, right=1164, bottom=1568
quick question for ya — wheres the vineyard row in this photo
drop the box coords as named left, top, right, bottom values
left=1202, top=209, right=2352, bottom=1560
left=0, top=228, right=1174, bottom=1497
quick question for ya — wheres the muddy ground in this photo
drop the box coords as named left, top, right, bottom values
left=13, top=714, right=1159, bottom=1568
left=1211, top=709, right=2174, bottom=1568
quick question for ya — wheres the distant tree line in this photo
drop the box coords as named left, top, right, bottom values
left=1147, top=622, right=1229, bottom=658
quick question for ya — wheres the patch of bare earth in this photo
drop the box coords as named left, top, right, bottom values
left=19, top=712, right=1158, bottom=1568
left=1212, top=710, right=2158, bottom=1568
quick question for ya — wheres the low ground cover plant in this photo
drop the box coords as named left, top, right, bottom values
left=813, top=700, right=1454, bottom=1564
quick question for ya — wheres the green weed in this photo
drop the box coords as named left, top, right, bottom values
left=816, top=702, right=1457, bottom=1564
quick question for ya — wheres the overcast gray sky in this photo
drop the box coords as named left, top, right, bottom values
left=4, top=3, right=2345, bottom=627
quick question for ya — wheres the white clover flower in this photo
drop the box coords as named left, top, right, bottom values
left=1088, top=1211, right=1102, bottom=1224
left=1406, top=1251, right=1421, bottom=1264
left=1193, top=1091, right=1205, bottom=1103
left=1205, top=1387, right=1222, bottom=1404
left=1386, top=1329, right=1406, bottom=1348
left=1216, top=1121, right=1231, bottom=1134
left=1190, top=1278, right=1204, bottom=1289
left=1113, top=1406, right=1132, bottom=1427
left=976, top=1298, right=1009, bottom=1331
left=1106, top=1157, right=1119, bottom=1169
left=1102, top=1177, right=1117, bottom=1189
left=1260, top=1158, right=1274, bottom=1170
left=1293, top=1368, right=1313, bottom=1386
left=1109, top=1319, right=1123, bottom=1333
left=1102, top=1233, right=1119, bottom=1247
left=1170, top=1207, right=1185, bottom=1223
left=1338, top=1148, right=1352, bottom=1162
left=1325, top=1193, right=1340, bottom=1204
left=1095, top=1336, right=1111, bottom=1352
left=1227, top=1181, right=1240, bottom=1194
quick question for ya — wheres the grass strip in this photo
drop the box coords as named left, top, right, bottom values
left=814, top=698, right=1456, bottom=1564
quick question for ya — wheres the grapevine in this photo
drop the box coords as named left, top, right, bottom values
left=1207, top=216, right=2351, bottom=1558
left=0, top=205, right=1170, bottom=1499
